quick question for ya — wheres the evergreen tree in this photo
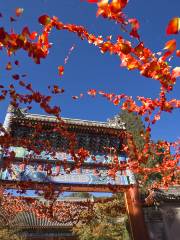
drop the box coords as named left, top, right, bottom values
left=118, top=110, right=145, bottom=151
left=118, top=110, right=163, bottom=191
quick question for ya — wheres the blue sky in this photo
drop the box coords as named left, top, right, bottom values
left=0, top=0, right=179, bottom=143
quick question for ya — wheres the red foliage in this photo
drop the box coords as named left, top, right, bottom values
left=0, top=1, right=179, bottom=209
left=166, top=17, right=180, bottom=35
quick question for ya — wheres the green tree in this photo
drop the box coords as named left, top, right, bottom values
left=73, top=194, right=131, bottom=240
left=118, top=110, right=145, bottom=151
left=118, top=111, right=163, bottom=192
left=138, top=141, right=164, bottom=191
left=0, top=228, right=24, bottom=240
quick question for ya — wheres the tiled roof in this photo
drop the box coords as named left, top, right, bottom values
left=10, top=211, right=68, bottom=228
left=154, top=186, right=180, bottom=202
left=25, top=113, right=125, bottom=130
left=4, top=105, right=126, bottom=131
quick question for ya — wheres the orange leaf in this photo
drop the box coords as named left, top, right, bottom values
left=172, top=67, right=180, bottom=78
left=15, top=8, right=24, bottom=17
left=162, top=39, right=176, bottom=60
left=154, top=114, right=160, bottom=121
left=38, top=15, right=51, bottom=26
left=164, top=39, right=176, bottom=53
left=110, top=0, right=128, bottom=14
left=119, top=43, right=131, bottom=55
left=113, top=97, right=120, bottom=105
left=6, top=62, right=12, bottom=70
left=87, top=89, right=97, bottom=96
left=52, top=85, right=64, bottom=94
left=58, top=66, right=64, bottom=76
left=166, top=17, right=180, bottom=35
left=98, top=0, right=108, bottom=8
left=176, top=50, right=180, bottom=57
left=30, top=31, right=38, bottom=40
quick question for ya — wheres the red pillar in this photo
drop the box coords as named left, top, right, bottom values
left=124, top=186, right=150, bottom=240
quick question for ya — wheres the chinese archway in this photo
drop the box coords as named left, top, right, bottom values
left=0, top=105, right=149, bottom=240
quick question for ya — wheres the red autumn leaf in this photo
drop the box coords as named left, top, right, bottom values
left=128, top=18, right=140, bottom=40
left=144, top=116, right=150, bottom=122
left=100, top=42, right=113, bottom=54
left=162, top=39, right=176, bottom=60
left=97, top=0, right=109, bottom=16
left=58, top=65, right=64, bottom=76
left=14, top=60, right=19, bottom=65
left=105, top=93, right=115, bottom=100
left=166, top=17, right=180, bottom=35
left=130, top=28, right=140, bottom=40
left=111, top=0, right=128, bottom=12
left=172, top=67, right=180, bottom=78
left=6, top=62, right=12, bottom=70
left=119, top=0, right=128, bottom=9
left=38, top=15, right=51, bottom=26
left=12, top=74, right=20, bottom=80
left=15, top=8, right=24, bottom=17
left=72, top=96, right=79, bottom=100
left=161, top=51, right=172, bottom=61
left=52, top=85, right=64, bottom=94
left=22, top=26, right=31, bottom=37
left=129, top=18, right=140, bottom=30
left=164, top=39, right=176, bottom=53
left=30, top=31, right=38, bottom=40
left=176, top=50, right=180, bottom=57
left=154, top=114, right=161, bottom=121
left=87, top=89, right=97, bottom=96
left=51, top=106, right=60, bottom=115
left=98, top=90, right=105, bottom=95
left=119, top=43, right=131, bottom=55
left=10, top=17, right=16, bottom=22
left=106, top=35, right=112, bottom=41
left=113, top=97, right=120, bottom=105
left=87, top=0, right=98, bottom=2
left=146, top=126, right=151, bottom=132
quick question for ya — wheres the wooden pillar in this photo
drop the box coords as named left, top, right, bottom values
left=124, top=185, right=150, bottom=240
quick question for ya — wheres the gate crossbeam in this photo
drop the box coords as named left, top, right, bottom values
left=0, top=179, right=131, bottom=192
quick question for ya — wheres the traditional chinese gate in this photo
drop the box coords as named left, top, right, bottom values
left=0, top=105, right=149, bottom=240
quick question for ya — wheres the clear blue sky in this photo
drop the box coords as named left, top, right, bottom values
left=0, top=0, right=179, bottom=143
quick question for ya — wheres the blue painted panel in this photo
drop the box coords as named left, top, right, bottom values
left=0, top=147, right=135, bottom=186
